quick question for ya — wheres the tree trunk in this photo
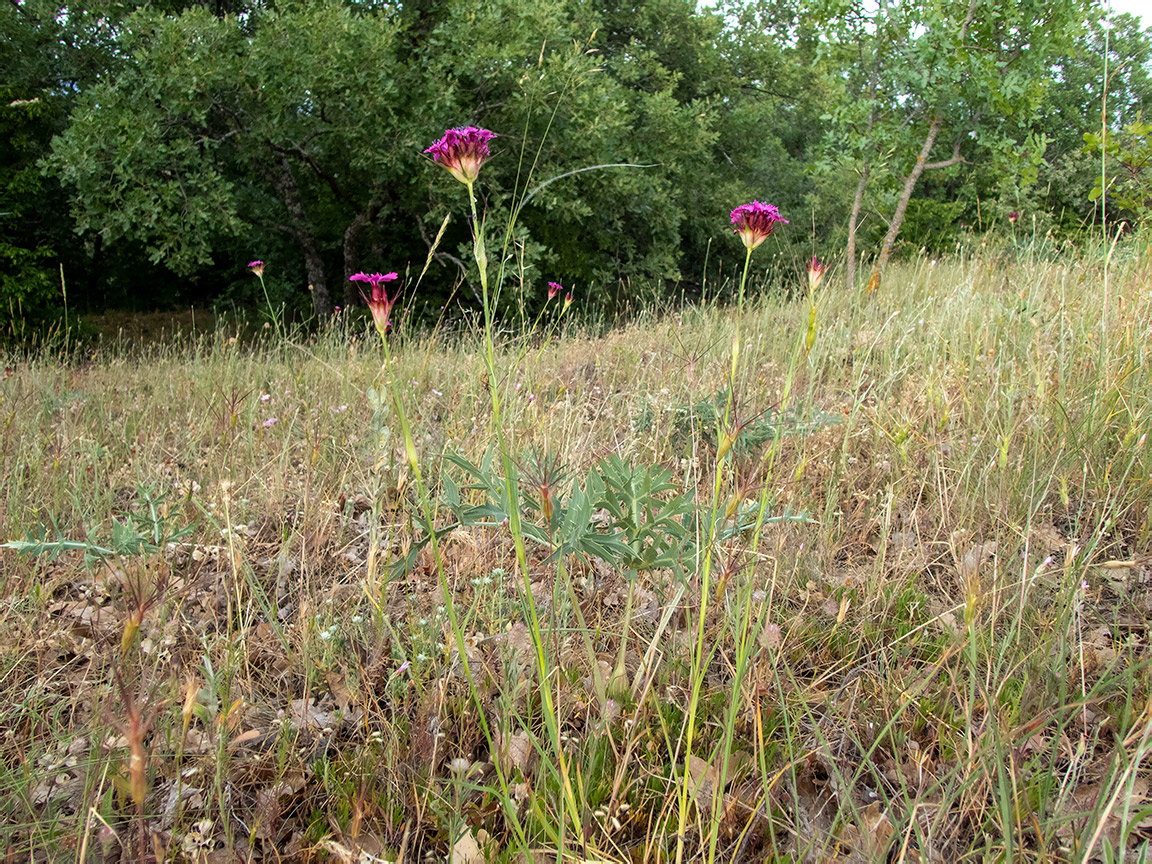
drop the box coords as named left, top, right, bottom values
left=846, top=3, right=883, bottom=292
left=342, top=191, right=391, bottom=306
left=846, top=160, right=870, bottom=292
left=343, top=211, right=369, bottom=307
left=272, top=152, right=332, bottom=317
left=85, top=233, right=104, bottom=310
left=865, top=0, right=975, bottom=294
left=867, top=115, right=941, bottom=293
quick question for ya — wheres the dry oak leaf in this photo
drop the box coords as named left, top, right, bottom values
left=836, top=801, right=895, bottom=862
left=1056, top=776, right=1151, bottom=858
left=450, top=825, right=491, bottom=864
left=495, top=727, right=532, bottom=775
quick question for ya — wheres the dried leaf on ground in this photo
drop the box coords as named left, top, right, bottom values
left=1056, top=776, right=1151, bottom=859
left=450, top=825, right=490, bottom=864
left=687, top=753, right=721, bottom=809
left=837, top=801, right=895, bottom=862
left=251, top=775, right=306, bottom=841
left=495, top=727, right=532, bottom=775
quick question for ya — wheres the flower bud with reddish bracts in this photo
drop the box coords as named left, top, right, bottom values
left=425, top=127, right=496, bottom=186
left=730, top=201, right=788, bottom=252
left=807, top=256, right=825, bottom=293
left=350, top=271, right=400, bottom=337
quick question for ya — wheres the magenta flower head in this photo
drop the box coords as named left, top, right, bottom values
left=547, top=281, right=562, bottom=300
left=424, top=126, right=496, bottom=186
left=1008, top=211, right=1019, bottom=224
left=730, top=201, right=788, bottom=252
left=349, top=271, right=400, bottom=337
left=248, top=260, right=265, bottom=277
left=807, top=256, right=825, bottom=292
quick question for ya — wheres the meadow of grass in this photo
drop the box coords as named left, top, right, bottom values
left=1, top=240, right=1151, bottom=863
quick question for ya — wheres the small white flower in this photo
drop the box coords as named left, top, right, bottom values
left=449, top=758, right=471, bottom=775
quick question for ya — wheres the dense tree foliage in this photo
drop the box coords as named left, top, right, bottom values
left=1, top=0, right=1148, bottom=327
left=1, top=1, right=116, bottom=321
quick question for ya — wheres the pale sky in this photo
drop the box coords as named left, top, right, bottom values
left=1107, top=0, right=1151, bottom=24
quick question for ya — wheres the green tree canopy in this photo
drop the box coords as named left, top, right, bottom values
left=21, top=0, right=1150, bottom=326
left=47, top=0, right=809, bottom=319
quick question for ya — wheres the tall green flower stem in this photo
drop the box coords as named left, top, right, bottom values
left=730, top=244, right=754, bottom=389
left=672, top=199, right=790, bottom=861
left=375, top=332, right=532, bottom=851
left=424, top=112, right=655, bottom=848
left=705, top=553, right=774, bottom=864
left=700, top=325, right=810, bottom=864
left=736, top=245, right=753, bottom=314
left=464, top=178, right=584, bottom=841
left=675, top=242, right=757, bottom=864
left=59, top=264, right=70, bottom=356
left=250, top=266, right=283, bottom=343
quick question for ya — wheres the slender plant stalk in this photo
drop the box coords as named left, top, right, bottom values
left=253, top=270, right=283, bottom=343
left=463, top=178, right=584, bottom=839
left=675, top=243, right=755, bottom=864
left=376, top=331, right=532, bottom=851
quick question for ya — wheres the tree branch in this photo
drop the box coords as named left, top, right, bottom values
left=268, top=140, right=351, bottom=208
left=269, top=148, right=332, bottom=317
left=342, top=187, right=394, bottom=305
left=416, top=215, right=468, bottom=275
left=924, top=139, right=965, bottom=170
left=959, top=0, right=980, bottom=41
left=416, top=214, right=477, bottom=304
left=739, top=83, right=796, bottom=100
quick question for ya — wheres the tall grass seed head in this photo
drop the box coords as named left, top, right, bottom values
left=425, top=126, right=496, bottom=185
left=730, top=201, right=787, bottom=252
left=350, top=271, right=399, bottom=336
left=182, top=674, right=200, bottom=734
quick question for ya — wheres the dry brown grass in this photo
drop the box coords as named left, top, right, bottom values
left=1, top=242, right=1151, bottom=862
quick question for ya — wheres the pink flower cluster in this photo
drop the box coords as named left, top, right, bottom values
left=251, top=130, right=798, bottom=340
